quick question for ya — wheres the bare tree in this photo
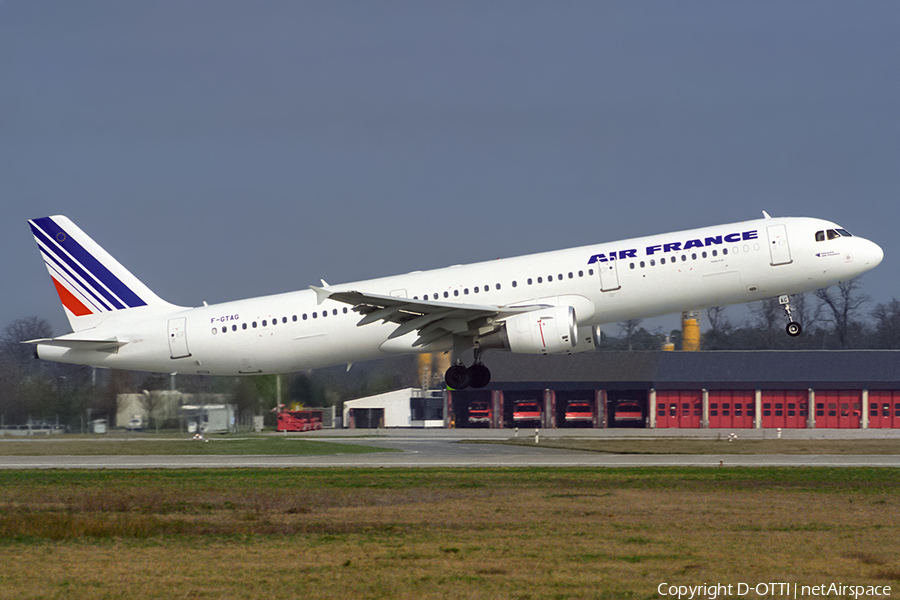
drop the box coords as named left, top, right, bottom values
left=870, top=298, right=900, bottom=349
left=814, top=277, right=871, bottom=349
left=617, top=319, right=644, bottom=352
left=704, top=306, right=732, bottom=350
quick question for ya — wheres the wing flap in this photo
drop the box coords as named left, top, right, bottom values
left=313, top=285, right=550, bottom=346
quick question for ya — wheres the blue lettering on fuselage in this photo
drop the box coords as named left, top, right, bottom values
left=587, top=230, right=758, bottom=263
left=587, top=249, right=638, bottom=264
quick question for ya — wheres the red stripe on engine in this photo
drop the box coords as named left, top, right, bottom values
left=52, top=277, right=93, bottom=317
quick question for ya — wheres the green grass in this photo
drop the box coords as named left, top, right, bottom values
left=492, top=436, right=900, bottom=455
left=0, top=435, right=397, bottom=456
left=0, top=468, right=899, bottom=598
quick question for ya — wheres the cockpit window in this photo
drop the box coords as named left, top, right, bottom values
left=816, top=228, right=853, bottom=242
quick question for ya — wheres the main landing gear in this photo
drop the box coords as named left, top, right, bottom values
left=780, top=294, right=802, bottom=337
left=444, top=349, right=491, bottom=390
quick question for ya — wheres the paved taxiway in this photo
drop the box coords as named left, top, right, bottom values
left=1, top=429, right=898, bottom=469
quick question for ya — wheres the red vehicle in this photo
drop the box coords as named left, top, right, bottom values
left=564, top=401, right=593, bottom=425
left=277, top=409, right=323, bottom=432
left=613, top=400, right=644, bottom=425
left=468, top=401, right=492, bottom=426
left=513, top=400, right=542, bottom=426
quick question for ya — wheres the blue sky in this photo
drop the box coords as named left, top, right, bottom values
left=2, top=2, right=897, bottom=337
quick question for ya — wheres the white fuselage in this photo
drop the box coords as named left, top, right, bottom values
left=38, top=216, right=884, bottom=375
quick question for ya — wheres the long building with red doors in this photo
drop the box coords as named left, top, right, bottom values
left=448, top=351, right=900, bottom=430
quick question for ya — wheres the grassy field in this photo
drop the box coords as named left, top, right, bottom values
left=0, top=435, right=397, bottom=456
left=496, top=437, right=900, bottom=455
left=0, top=468, right=898, bottom=599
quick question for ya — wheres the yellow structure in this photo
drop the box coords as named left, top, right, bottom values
left=681, top=311, right=701, bottom=351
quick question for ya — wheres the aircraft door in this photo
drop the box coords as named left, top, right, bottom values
left=167, top=317, right=191, bottom=359
left=767, top=224, right=793, bottom=266
left=598, top=260, right=621, bottom=292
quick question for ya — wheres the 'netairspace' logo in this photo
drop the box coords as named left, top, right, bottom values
left=656, top=582, right=892, bottom=599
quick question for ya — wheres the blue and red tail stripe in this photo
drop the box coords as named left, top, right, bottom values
left=29, top=217, right=146, bottom=314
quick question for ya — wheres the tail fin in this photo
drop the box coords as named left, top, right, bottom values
left=28, top=215, right=183, bottom=332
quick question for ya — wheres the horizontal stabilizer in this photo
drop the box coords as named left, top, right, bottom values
left=24, top=337, right=128, bottom=351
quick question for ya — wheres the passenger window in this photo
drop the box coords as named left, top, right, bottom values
left=464, top=288, right=469, bottom=295
left=454, top=290, right=459, bottom=296
left=640, top=261, right=645, bottom=268
left=537, top=277, right=543, bottom=284
left=548, top=275, right=553, bottom=282
left=681, top=255, right=687, bottom=262
left=512, top=281, right=517, bottom=288
left=443, top=291, right=449, bottom=298
left=243, top=323, right=248, bottom=330
left=660, top=258, right=666, bottom=265
left=527, top=278, right=533, bottom=285
left=630, top=263, right=635, bottom=269
left=474, top=286, right=479, bottom=293
left=712, top=250, right=717, bottom=257
left=650, top=259, right=655, bottom=266
left=568, top=272, right=573, bottom=279
left=496, top=283, right=501, bottom=290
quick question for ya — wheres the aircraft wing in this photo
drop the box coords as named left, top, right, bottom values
left=312, top=286, right=547, bottom=348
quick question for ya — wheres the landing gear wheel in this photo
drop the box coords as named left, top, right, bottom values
left=467, top=363, right=491, bottom=389
left=444, top=364, right=471, bottom=390
left=779, top=295, right=802, bottom=338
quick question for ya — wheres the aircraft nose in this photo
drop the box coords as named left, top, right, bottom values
left=864, top=238, right=884, bottom=268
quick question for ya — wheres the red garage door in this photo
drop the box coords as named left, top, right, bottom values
left=814, top=390, right=861, bottom=428
left=708, top=390, right=755, bottom=429
left=655, top=391, right=701, bottom=428
left=868, top=391, right=900, bottom=428
left=761, top=390, right=808, bottom=428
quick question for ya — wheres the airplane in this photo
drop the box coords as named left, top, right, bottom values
left=25, top=212, right=883, bottom=389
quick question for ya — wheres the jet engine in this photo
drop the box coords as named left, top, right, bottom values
left=501, top=305, right=600, bottom=354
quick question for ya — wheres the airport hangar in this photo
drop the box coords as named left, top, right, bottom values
left=440, top=350, right=900, bottom=430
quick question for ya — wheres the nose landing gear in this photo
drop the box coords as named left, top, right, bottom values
left=780, top=294, right=803, bottom=337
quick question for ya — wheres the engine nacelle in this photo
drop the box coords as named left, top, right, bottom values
left=570, top=323, right=602, bottom=353
left=503, top=305, right=593, bottom=354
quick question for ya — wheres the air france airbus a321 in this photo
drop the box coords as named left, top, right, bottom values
left=26, top=212, right=882, bottom=389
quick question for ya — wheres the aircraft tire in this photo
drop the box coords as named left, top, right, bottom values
left=445, top=364, right=471, bottom=390
left=786, top=322, right=802, bottom=337
left=468, top=363, right=491, bottom=389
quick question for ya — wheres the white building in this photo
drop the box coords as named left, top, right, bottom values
left=343, top=388, right=445, bottom=428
